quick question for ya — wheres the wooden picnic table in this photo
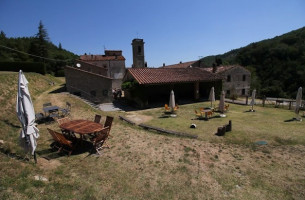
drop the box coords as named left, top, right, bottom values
left=59, top=119, right=103, bottom=137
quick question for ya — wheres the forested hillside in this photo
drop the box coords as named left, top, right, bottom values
left=0, top=21, right=78, bottom=76
left=200, top=27, right=305, bottom=98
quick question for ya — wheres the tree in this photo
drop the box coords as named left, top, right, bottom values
left=0, top=30, right=6, bottom=39
left=58, top=42, right=62, bottom=50
left=30, top=20, right=49, bottom=61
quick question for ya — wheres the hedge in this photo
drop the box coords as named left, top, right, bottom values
left=0, top=61, right=46, bottom=74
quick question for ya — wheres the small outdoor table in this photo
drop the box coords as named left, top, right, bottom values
left=59, top=119, right=104, bottom=140
left=200, top=109, right=212, bottom=120
left=43, top=105, right=59, bottom=115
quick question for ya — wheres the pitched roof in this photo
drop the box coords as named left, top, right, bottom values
left=126, top=68, right=222, bottom=85
left=161, top=61, right=197, bottom=68
left=79, top=54, right=125, bottom=61
left=201, top=65, right=246, bottom=73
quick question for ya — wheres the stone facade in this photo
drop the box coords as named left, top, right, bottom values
left=65, top=50, right=126, bottom=103
left=65, top=66, right=113, bottom=103
left=218, top=66, right=251, bottom=97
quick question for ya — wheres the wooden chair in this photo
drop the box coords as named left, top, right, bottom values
left=173, top=104, right=179, bottom=111
left=56, top=117, right=76, bottom=139
left=165, top=104, right=171, bottom=110
left=207, top=110, right=214, bottom=118
left=94, top=114, right=102, bottom=123
left=225, top=104, right=230, bottom=112
left=57, top=117, right=70, bottom=125
left=47, top=128, right=75, bottom=156
left=91, top=127, right=111, bottom=155
left=47, top=128, right=62, bottom=152
left=195, top=110, right=203, bottom=118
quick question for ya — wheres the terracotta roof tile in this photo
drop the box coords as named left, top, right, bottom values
left=80, top=54, right=125, bottom=61
left=161, top=61, right=197, bottom=68
left=127, top=68, right=222, bottom=85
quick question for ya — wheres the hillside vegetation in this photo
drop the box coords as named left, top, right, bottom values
left=200, top=27, right=305, bottom=98
left=0, top=22, right=77, bottom=76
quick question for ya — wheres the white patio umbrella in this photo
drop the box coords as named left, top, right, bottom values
left=208, top=87, right=215, bottom=108
left=250, top=89, right=256, bottom=111
left=169, top=90, right=175, bottom=112
left=16, top=70, right=39, bottom=162
left=219, top=90, right=225, bottom=113
left=295, top=87, right=302, bottom=121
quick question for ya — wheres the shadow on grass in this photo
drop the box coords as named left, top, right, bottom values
left=38, top=140, right=94, bottom=160
left=49, top=84, right=66, bottom=94
left=244, top=110, right=256, bottom=113
left=284, top=118, right=302, bottom=122
left=1, top=119, right=21, bottom=128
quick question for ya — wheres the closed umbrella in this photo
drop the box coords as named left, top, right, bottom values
left=208, top=87, right=215, bottom=108
left=16, top=70, right=39, bottom=162
left=250, top=89, right=256, bottom=111
left=295, top=87, right=302, bottom=121
left=219, top=90, right=225, bottom=113
left=169, top=90, right=175, bottom=112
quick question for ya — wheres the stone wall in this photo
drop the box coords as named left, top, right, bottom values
left=221, top=67, right=251, bottom=97
left=65, top=66, right=113, bottom=103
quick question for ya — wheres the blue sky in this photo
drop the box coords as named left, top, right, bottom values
left=0, top=0, right=304, bottom=67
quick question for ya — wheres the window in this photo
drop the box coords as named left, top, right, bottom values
left=138, top=46, right=142, bottom=54
left=226, top=90, right=230, bottom=96
left=242, top=89, right=245, bottom=95
left=243, top=75, right=246, bottom=81
left=227, top=75, right=231, bottom=82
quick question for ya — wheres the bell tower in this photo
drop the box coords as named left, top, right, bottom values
left=132, top=39, right=145, bottom=68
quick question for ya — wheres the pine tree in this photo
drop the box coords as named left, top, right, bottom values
left=58, top=42, right=62, bottom=50
left=30, top=20, right=49, bottom=60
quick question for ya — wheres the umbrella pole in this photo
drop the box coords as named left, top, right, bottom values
left=33, top=151, right=37, bottom=164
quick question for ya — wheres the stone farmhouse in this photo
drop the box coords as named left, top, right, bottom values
left=163, top=62, right=251, bottom=98
left=202, top=65, right=251, bottom=97
left=65, top=50, right=126, bottom=103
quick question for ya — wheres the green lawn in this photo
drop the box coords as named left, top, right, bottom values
left=139, top=101, right=305, bottom=145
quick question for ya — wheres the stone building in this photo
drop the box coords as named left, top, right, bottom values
left=122, top=67, right=223, bottom=107
left=202, top=65, right=251, bottom=97
left=64, top=50, right=126, bottom=103
left=163, top=62, right=251, bottom=97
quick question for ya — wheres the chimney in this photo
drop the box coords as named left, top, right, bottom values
left=163, top=63, right=165, bottom=67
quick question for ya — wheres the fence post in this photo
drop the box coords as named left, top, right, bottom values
left=262, top=95, right=266, bottom=107
left=228, top=120, right=232, bottom=132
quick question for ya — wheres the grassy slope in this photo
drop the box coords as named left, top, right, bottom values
left=0, top=72, right=304, bottom=199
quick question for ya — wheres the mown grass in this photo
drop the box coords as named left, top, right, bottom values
left=0, top=72, right=305, bottom=199
left=138, top=101, right=305, bottom=145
